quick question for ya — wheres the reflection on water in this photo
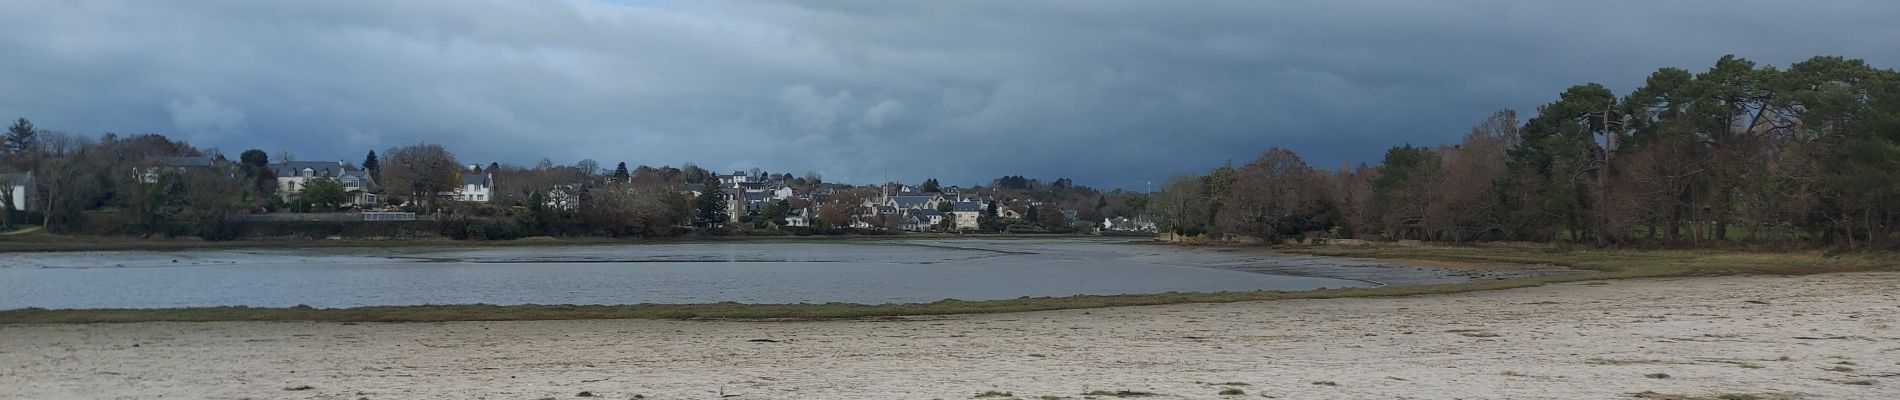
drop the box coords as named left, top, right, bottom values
left=0, top=239, right=1388, bottom=309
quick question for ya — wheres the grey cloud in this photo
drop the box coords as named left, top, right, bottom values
left=1, top=0, right=1895, bottom=189
left=164, top=97, right=246, bottom=138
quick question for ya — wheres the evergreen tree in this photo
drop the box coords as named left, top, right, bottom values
left=239, top=149, right=269, bottom=167
left=238, top=149, right=275, bottom=196
left=524, top=191, right=546, bottom=231
left=760, top=200, right=789, bottom=227
left=980, top=201, right=1003, bottom=232
left=693, top=179, right=728, bottom=228
left=4, top=118, right=35, bottom=154
left=362, top=150, right=381, bottom=186
left=613, top=162, right=631, bottom=182
left=921, top=178, right=941, bottom=192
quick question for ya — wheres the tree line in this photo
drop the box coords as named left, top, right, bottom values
left=0, top=127, right=513, bottom=238
left=1153, top=55, right=1900, bottom=249
left=5, top=54, right=1891, bottom=246
left=0, top=118, right=1150, bottom=240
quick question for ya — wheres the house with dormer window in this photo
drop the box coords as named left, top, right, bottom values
left=457, top=167, right=494, bottom=202
left=274, top=160, right=378, bottom=207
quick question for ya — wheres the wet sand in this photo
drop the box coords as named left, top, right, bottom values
left=3, top=273, right=1895, bottom=399
left=1, top=239, right=1580, bottom=309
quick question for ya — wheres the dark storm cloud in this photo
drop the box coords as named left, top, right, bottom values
left=1, top=1, right=1894, bottom=188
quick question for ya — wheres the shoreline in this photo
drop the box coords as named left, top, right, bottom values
left=3, top=243, right=1891, bottom=324
left=5, top=272, right=1893, bottom=399
left=0, top=276, right=1576, bottom=324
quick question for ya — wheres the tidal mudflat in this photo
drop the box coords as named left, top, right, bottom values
left=0, top=238, right=1580, bottom=309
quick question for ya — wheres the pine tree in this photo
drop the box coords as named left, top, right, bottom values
left=981, top=201, right=1001, bottom=232
left=694, top=179, right=728, bottom=228
left=613, top=162, right=631, bottom=182
left=362, top=150, right=381, bottom=186
left=4, top=118, right=36, bottom=154
left=239, top=149, right=274, bottom=196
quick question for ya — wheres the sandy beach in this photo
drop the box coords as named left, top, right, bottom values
left=3, top=272, right=1895, bottom=400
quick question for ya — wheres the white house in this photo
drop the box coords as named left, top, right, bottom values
left=904, top=209, right=945, bottom=231
left=884, top=194, right=944, bottom=212
left=543, top=185, right=580, bottom=211
left=784, top=208, right=811, bottom=227
left=717, top=171, right=751, bottom=189
left=457, top=169, right=494, bottom=202
left=274, top=160, right=357, bottom=202
left=0, top=172, right=31, bottom=212
left=270, top=160, right=379, bottom=207
left=767, top=186, right=795, bottom=201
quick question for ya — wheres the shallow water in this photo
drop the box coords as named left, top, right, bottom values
left=0, top=239, right=1463, bottom=309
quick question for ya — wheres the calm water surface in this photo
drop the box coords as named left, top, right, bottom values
left=0, top=239, right=1384, bottom=309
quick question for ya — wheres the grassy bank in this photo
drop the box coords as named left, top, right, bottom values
left=1276, top=245, right=1896, bottom=278
left=2, top=244, right=1892, bottom=324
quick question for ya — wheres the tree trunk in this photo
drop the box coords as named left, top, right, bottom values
left=1865, top=208, right=1879, bottom=250
left=1667, top=205, right=1683, bottom=244
left=1715, top=206, right=1730, bottom=243
left=1846, top=209, right=1862, bottom=250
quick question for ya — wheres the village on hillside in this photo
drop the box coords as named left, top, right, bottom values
left=0, top=128, right=1157, bottom=238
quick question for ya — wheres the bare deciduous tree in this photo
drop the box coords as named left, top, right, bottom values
left=1217, top=148, right=1326, bottom=242
left=1426, top=110, right=1518, bottom=241
left=382, top=143, right=460, bottom=210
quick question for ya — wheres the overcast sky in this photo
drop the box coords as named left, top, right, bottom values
left=2, top=1, right=1894, bottom=189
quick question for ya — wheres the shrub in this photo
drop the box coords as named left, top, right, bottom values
left=443, top=218, right=528, bottom=240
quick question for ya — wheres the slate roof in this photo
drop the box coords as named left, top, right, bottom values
left=462, top=172, right=492, bottom=186
left=273, top=161, right=353, bottom=178
left=951, top=201, right=984, bottom=212
left=0, top=172, right=31, bottom=186
left=890, top=195, right=936, bottom=209
left=334, top=169, right=373, bottom=187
